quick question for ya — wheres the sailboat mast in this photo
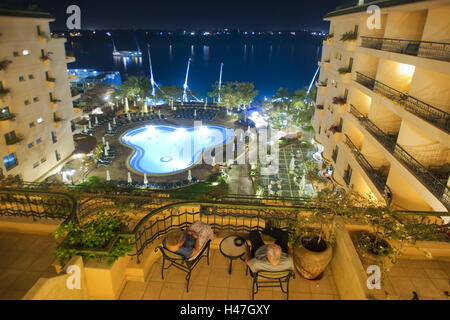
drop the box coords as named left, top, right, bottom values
left=147, top=44, right=155, bottom=96
left=183, top=58, right=192, bottom=102
left=218, top=62, right=224, bottom=103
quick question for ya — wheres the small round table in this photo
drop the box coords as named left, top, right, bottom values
left=219, top=235, right=248, bottom=275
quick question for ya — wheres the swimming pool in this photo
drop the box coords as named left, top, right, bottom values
left=121, top=125, right=234, bottom=174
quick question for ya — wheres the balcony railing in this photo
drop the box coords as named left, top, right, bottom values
left=349, top=104, right=449, bottom=208
left=360, top=36, right=450, bottom=62
left=344, top=134, right=392, bottom=204
left=355, top=72, right=450, bottom=133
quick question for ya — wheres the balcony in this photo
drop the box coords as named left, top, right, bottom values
left=66, top=56, right=76, bottom=63
left=40, top=54, right=51, bottom=66
left=0, top=87, right=11, bottom=101
left=349, top=104, right=449, bottom=208
left=5, top=134, right=23, bottom=145
left=46, top=77, right=56, bottom=88
left=37, top=31, right=49, bottom=43
left=0, top=113, right=15, bottom=121
left=344, top=134, right=392, bottom=205
left=355, top=72, right=450, bottom=133
left=360, top=36, right=450, bottom=62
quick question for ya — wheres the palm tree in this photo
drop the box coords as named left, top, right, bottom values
left=117, top=76, right=151, bottom=113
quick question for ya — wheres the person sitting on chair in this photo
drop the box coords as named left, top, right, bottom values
left=163, top=230, right=199, bottom=260
left=244, top=222, right=294, bottom=273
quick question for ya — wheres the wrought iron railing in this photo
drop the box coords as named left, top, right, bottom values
left=0, top=188, right=78, bottom=222
left=349, top=104, right=449, bottom=208
left=355, top=72, right=450, bottom=133
left=360, top=36, right=450, bottom=62
left=130, top=208, right=297, bottom=263
left=344, top=135, right=392, bottom=204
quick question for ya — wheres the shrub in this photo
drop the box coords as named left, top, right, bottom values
left=53, top=212, right=133, bottom=266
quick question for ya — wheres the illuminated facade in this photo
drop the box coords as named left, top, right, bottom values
left=312, top=0, right=450, bottom=212
left=0, top=9, right=77, bottom=182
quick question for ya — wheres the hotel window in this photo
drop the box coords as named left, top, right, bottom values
left=28, top=74, right=34, bottom=80
left=33, top=162, right=39, bottom=168
left=41, top=157, right=46, bottom=163
left=13, top=51, right=19, bottom=57
left=51, top=131, right=57, bottom=143
left=24, top=99, right=30, bottom=106
left=29, top=121, right=35, bottom=128
left=28, top=142, right=34, bottom=148
left=343, top=164, right=353, bottom=186
left=33, top=97, right=39, bottom=103
left=54, top=150, right=61, bottom=161
left=19, top=76, right=25, bottom=82
left=3, top=153, right=17, bottom=171
left=36, top=138, right=41, bottom=144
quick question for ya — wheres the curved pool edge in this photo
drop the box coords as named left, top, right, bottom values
left=119, top=124, right=236, bottom=177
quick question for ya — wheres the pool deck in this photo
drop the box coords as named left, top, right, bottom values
left=87, top=109, right=240, bottom=184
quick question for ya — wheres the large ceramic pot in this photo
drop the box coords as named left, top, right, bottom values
left=352, top=231, right=393, bottom=270
left=293, top=235, right=333, bottom=280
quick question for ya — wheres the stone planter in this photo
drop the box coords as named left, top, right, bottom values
left=293, top=235, right=333, bottom=280
left=351, top=230, right=393, bottom=271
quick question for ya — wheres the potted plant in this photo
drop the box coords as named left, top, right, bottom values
left=290, top=188, right=354, bottom=279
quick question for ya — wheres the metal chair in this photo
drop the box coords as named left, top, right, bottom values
left=156, top=239, right=211, bottom=292
left=248, top=268, right=295, bottom=300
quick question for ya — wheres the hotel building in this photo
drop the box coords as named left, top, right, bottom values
left=312, top=0, right=450, bottom=212
left=0, top=9, right=77, bottom=182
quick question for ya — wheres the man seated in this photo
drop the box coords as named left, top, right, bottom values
left=245, top=222, right=294, bottom=273
left=163, top=230, right=199, bottom=259
left=162, top=221, right=214, bottom=260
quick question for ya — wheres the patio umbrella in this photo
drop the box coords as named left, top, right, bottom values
left=83, top=125, right=87, bottom=133
left=102, top=136, right=106, bottom=145
left=108, top=122, right=112, bottom=131
left=188, top=170, right=192, bottom=182
left=128, top=113, right=132, bottom=121
left=88, top=120, right=92, bottom=129
left=204, top=98, right=207, bottom=108
left=104, top=148, right=109, bottom=156
left=211, top=156, right=216, bottom=167
left=194, top=109, right=197, bottom=117
left=113, top=117, right=116, bottom=126
left=95, top=116, right=99, bottom=125
left=158, top=109, right=161, bottom=117
left=143, top=173, right=148, bottom=186
left=127, top=171, right=132, bottom=184
left=105, top=141, right=110, bottom=151
left=106, top=169, right=111, bottom=181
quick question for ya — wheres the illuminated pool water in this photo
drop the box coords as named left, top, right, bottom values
left=121, top=125, right=234, bottom=174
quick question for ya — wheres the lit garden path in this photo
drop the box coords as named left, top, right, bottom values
left=258, top=143, right=316, bottom=198
left=227, top=164, right=255, bottom=196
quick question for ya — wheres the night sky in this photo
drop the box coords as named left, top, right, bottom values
left=2, top=0, right=347, bottom=30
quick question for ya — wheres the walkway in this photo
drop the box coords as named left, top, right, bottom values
left=227, top=164, right=255, bottom=196
left=0, top=232, right=57, bottom=300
